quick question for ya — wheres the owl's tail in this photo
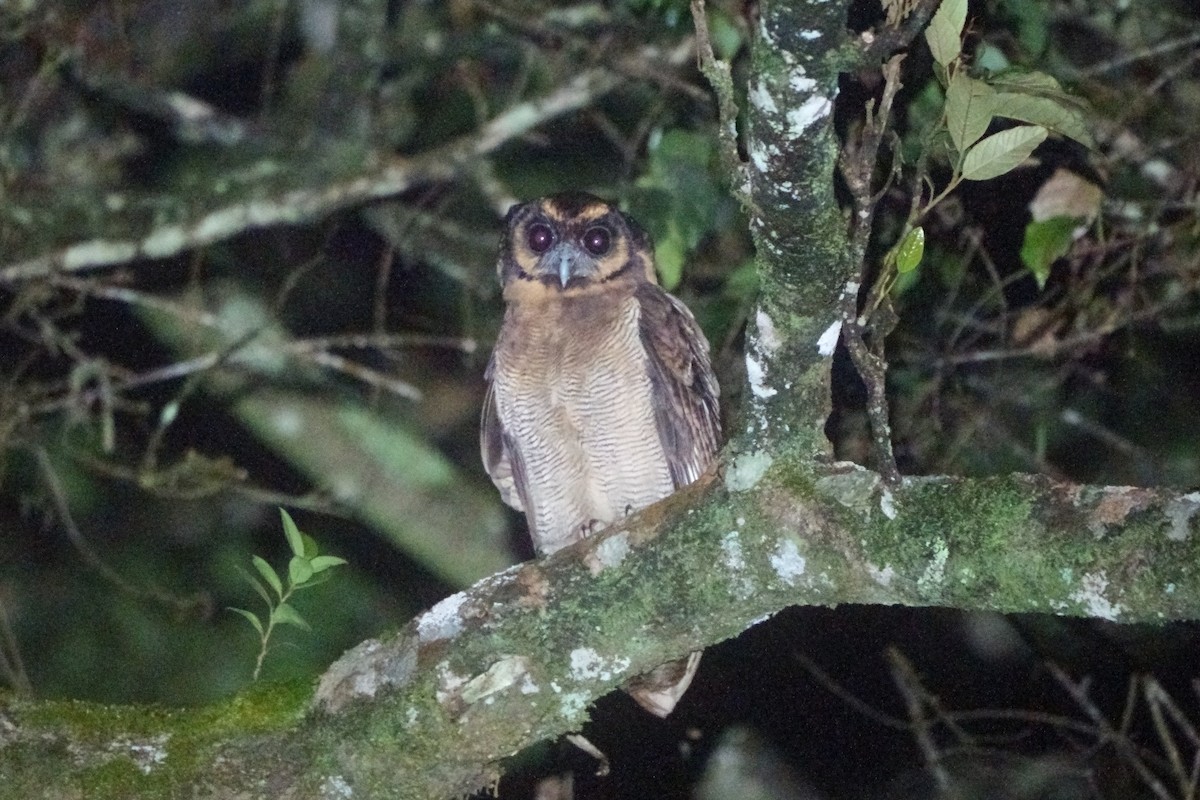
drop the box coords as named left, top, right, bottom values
left=622, top=650, right=702, bottom=717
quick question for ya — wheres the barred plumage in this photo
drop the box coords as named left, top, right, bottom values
left=481, top=192, right=721, bottom=716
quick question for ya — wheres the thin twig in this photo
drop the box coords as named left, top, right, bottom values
left=258, top=0, right=291, bottom=119
left=793, top=649, right=910, bottom=731
left=22, top=331, right=471, bottom=423
left=0, top=41, right=692, bottom=282
left=690, top=0, right=750, bottom=202
left=838, top=54, right=908, bottom=487
left=841, top=287, right=902, bottom=486
left=33, top=446, right=212, bottom=616
left=1071, top=30, right=1200, bottom=78
left=305, top=350, right=422, bottom=401
left=862, top=0, right=943, bottom=63
left=1049, top=665, right=1175, bottom=800
left=285, top=333, right=477, bottom=354
left=887, top=649, right=959, bottom=796
left=1144, top=676, right=1200, bottom=800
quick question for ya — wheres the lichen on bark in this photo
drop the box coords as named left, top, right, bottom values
left=741, top=0, right=857, bottom=458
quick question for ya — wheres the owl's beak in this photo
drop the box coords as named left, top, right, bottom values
left=543, top=243, right=592, bottom=288
left=557, top=249, right=573, bottom=288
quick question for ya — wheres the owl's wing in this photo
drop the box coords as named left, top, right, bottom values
left=481, top=357, right=526, bottom=512
left=635, top=284, right=721, bottom=488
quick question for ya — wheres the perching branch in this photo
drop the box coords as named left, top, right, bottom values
left=5, top=459, right=1200, bottom=798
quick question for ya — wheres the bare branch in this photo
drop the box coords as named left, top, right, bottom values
left=0, top=43, right=692, bottom=283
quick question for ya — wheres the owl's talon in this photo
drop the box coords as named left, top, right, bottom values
left=565, top=733, right=610, bottom=776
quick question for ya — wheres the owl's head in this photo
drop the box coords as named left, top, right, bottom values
left=498, top=193, right=657, bottom=291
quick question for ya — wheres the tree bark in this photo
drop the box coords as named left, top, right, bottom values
left=4, top=463, right=1198, bottom=799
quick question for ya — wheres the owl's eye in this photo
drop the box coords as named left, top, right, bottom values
left=527, top=223, right=554, bottom=253
left=582, top=226, right=611, bottom=256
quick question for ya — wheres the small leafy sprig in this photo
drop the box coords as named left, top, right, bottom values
left=882, top=0, right=1095, bottom=293
left=229, top=509, right=346, bottom=681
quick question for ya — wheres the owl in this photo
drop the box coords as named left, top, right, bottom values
left=481, top=192, right=721, bottom=716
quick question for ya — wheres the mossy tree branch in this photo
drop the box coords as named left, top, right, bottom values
left=5, top=459, right=1199, bottom=798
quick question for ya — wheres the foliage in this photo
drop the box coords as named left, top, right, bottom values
left=228, top=510, right=346, bottom=682
left=870, top=0, right=1200, bottom=487
left=631, top=129, right=727, bottom=290
left=0, top=0, right=744, bottom=708
left=878, top=0, right=1092, bottom=292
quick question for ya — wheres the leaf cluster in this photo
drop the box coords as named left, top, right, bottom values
left=886, top=0, right=1093, bottom=289
left=875, top=0, right=1200, bottom=486
left=228, top=510, right=346, bottom=682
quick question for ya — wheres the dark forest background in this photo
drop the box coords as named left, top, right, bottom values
left=2, top=0, right=1199, bottom=797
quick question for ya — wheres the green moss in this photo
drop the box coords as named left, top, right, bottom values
left=1089, top=508, right=1200, bottom=619
left=76, top=758, right=167, bottom=799
left=857, top=477, right=1200, bottom=621
left=867, top=477, right=1047, bottom=608
left=17, top=698, right=171, bottom=743
left=4, top=679, right=312, bottom=800
left=190, top=678, right=312, bottom=735
left=770, top=453, right=821, bottom=498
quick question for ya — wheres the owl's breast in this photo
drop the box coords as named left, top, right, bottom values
left=491, top=292, right=674, bottom=553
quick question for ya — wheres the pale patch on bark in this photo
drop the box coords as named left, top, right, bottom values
left=769, top=539, right=806, bottom=587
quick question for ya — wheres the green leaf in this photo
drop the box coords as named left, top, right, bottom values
left=300, top=532, right=320, bottom=560
left=272, top=602, right=311, bottom=631
left=896, top=227, right=926, bottom=274
left=891, top=263, right=922, bottom=296
left=991, top=92, right=1094, bottom=149
left=945, top=73, right=995, bottom=154
left=298, top=571, right=333, bottom=590
left=934, top=245, right=966, bottom=288
left=236, top=566, right=274, bottom=609
left=901, top=79, right=948, bottom=163
left=228, top=607, right=265, bottom=636
left=1020, top=216, right=1078, bottom=289
left=724, top=259, right=759, bottom=302
left=632, top=129, right=721, bottom=289
left=974, top=42, right=1011, bottom=73
left=280, top=508, right=304, bottom=557
left=925, top=0, right=967, bottom=68
left=708, top=8, right=743, bottom=60
left=987, top=71, right=1091, bottom=127
left=961, top=125, right=1048, bottom=181
left=986, top=69, right=1064, bottom=95
left=251, top=555, right=284, bottom=599
left=655, top=229, right=686, bottom=291
left=289, top=555, right=314, bottom=586
left=309, top=555, right=347, bottom=574
left=999, top=0, right=1050, bottom=55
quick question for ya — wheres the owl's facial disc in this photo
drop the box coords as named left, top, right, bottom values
left=503, top=194, right=641, bottom=291
left=524, top=219, right=611, bottom=287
